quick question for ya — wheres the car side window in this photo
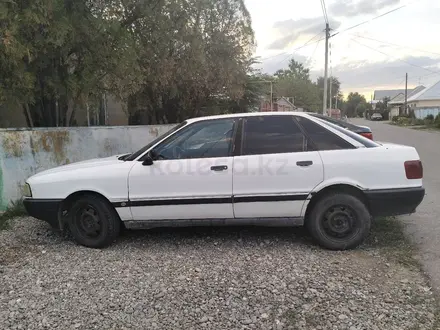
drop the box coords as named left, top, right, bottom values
left=152, top=119, right=236, bottom=160
left=296, top=117, right=356, bottom=151
left=241, top=116, right=307, bottom=155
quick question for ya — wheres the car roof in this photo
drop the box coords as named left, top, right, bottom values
left=186, top=111, right=314, bottom=124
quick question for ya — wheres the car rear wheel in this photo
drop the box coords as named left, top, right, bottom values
left=68, top=194, right=121, bottom=248
left=307, top=193, right=371, bottom=250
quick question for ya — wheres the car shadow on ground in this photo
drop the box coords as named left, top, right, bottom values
left=117, top=225, right=315, bottom=248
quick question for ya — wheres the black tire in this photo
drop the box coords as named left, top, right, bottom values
left=306, top=193, right=371, bottom=250
left=68, top=194, right=121, bottom=248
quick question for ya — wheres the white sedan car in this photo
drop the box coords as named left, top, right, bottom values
left=23, top=112, right=425, bottom=250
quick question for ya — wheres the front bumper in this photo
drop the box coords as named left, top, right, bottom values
left=23, top=198, right=63, bottom=229
left=365, top=187, right=425, bottom=217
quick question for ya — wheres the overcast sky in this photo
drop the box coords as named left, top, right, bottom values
left=244, top=0, right=440, bottom=99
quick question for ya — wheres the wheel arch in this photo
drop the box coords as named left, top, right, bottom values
left=58, top=190, right=118, bottom=231
left=303, top=183, right=370, bottom=221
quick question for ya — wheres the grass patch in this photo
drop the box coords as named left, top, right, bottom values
left=0, top=199, right=27, bottom=230
left=365, top=217, right=420, bottom=268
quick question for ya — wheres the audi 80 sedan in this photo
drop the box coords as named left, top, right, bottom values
left=23, top=112, right=425, bottom=250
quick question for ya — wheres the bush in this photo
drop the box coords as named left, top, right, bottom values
left=397, top=117, right=410, bottom=126
left=426, top=114, right=434, bottom=120
left=392, top=116, right=399, bottom=123
left=435, top=114, right=440, bottom=124
left=424, top=118, right=433, bottom=126
left=0, top=199, right=27, bottom=230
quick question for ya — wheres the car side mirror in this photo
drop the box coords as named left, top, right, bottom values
left=142, top=151, right=155, bottom=166
left=142, top=156, right=154, bottom=166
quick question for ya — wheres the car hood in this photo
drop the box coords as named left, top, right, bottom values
left=30, top=154, right=130, bottom=179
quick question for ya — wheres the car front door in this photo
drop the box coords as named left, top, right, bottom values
left=232, top=115, right=324, bottom=219
left=128, top=118, right=237, bottom=221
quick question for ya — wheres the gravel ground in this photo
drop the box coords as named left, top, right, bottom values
left=0, top=217, right=438, bottom=330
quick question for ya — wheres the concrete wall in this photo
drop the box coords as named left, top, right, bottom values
left=0, top=124, right=175, bottom=209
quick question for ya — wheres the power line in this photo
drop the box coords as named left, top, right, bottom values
left=257, top=32, right=324, bottom=63
left=306, top=38, right=321, bottom=66
left=320, top=0, right=329, bottom=24
left=350, top=38, right=440, bottom=75
left=350, top=33, right=440, bottom=57
left=331, top=1, right=418, bottom=38
left=272, top=31, right=324, bottom=67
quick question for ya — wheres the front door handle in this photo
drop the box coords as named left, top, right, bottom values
left=296, top=161, right=313, bottom=167
left=211, top=165, right=228, bottom=171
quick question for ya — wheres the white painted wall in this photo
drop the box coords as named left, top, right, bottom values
left=0, top=125, right=175, bottom=209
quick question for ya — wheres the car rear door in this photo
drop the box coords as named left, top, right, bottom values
left=232, top=115, right=324, bottom=219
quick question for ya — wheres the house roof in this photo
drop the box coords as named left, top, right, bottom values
left=388, top=85, right=426, bottom=104
left=373, top=89, right=409, bottom=101
left=407, top=80, right=440, bottom=102
left=277, top=97, right=296, bottom=108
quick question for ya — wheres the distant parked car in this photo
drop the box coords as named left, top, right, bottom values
left=371, top=113, right=383, bottom=121
left=307, top=113, right=374, bottom=140
left=23, top=112, right=424, bottom=251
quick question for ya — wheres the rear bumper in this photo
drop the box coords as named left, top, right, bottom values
left=23, top=198, right=62, bottom=229
left=365, top=187, right=425, bottom=217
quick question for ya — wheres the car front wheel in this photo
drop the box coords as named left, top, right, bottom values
left=307, top=192, right=371, bottom=250
left=68, top=194, right=121, bottom=248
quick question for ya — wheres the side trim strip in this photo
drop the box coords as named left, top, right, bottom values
left=233, top=194, right=308, bottom=203
left=117, top=197, right=232, bottom=208
left=113, top=194, right=308, bottom=208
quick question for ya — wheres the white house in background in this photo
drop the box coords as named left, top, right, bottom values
left=406, top=79, right=440, bottom=119
left=388, top=85, right=426, bottom=119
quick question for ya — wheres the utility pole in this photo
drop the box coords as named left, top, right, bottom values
left=404, top=73, right=408, bottom=115
left=329, top=75, right=332, bottom=110
left=323, top=23, right=330, bottom=115
left=270, top=81, right=273, bottom=111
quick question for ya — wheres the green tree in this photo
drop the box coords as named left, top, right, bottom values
left=125, top=0, right=255, bottom=124
left=0, top=0, right=143, bottom=127
left=274, top=58, right=311, bottom=82
left=0, top=0, right=255, bottom=127
left=344, top=92, right=368, bottom=117
left=274, top=78, right=321, bottom=111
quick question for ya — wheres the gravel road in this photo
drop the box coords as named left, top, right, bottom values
left=0, top=217, right=437, bottom=330
left=351, top=119, right=440, bottom=295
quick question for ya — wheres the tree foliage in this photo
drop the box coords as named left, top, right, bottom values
left=344, top=92, right=371, bottom=117
left=274, top=59, right=311, bottom=82
left=0, top=0, right=255, bottom=126
left=272, top=58, right=321, bottom=111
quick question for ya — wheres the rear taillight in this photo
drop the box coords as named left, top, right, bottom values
left=360, top=132, right=373, bottom=140
left=404, top=160, right=423, bottom=179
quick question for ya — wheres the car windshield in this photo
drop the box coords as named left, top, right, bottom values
left=124, top=121, right=187, bottom=161
left=312, top=117, right=379, bottom=148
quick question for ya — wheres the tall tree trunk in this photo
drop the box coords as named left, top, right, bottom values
left=69, top=102, right=78, bottom=126
left=22, top=104, right=34, bottom=128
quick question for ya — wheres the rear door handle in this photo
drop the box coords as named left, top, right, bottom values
left=211, top=165, right=228, bottom=171
left=296, top=161, right=313, bottom=167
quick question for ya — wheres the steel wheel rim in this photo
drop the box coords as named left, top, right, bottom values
left=74, top=204, right=102, bottom=238
left=321, top=205, right=359, bottom=240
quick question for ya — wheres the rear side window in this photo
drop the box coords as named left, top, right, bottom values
left=242, top=116, right=307, bottom=155
left=312, top=118, right=379, bottom=148
left=296, top=117, right=356, bottom=151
